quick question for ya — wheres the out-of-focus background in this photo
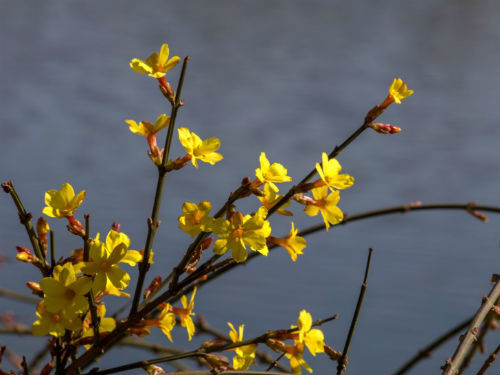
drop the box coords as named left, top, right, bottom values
left=0, top=1, right=499, bottom=374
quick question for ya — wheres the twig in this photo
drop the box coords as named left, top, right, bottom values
left=392, top=316, right=473, bottom=375
left=176, top=202, right=500, bottom=301
left=441, top=280, right=500, bottom=375
left=458, top=297, right=499, bottom=374
left=0, top=288, right=39, bottom=305
left=49, top=230, right=55, bottom=271
left=475, top=342, right=500, bottom=375
left=129, top=56, right=189, bottom=317
left=337, top=248, right=373, bottom=375
left=81, top=314, right=337, bottom=375
left=266, top=353, right=286, bottom=372
left=1, top=181, right=49, bottom=275
left=83, top=215, right=100, bottom=348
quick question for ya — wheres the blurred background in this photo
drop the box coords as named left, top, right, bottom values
left=0, top=1, right=499, bottom=374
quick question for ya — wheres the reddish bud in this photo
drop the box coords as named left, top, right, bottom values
left=369, top=122, right=401, bottom=134
left=111, top=221, right=121, bottom=231
left=203, top=354, right=230, bottom=371
left=144, top=276, right=162, bottom=299
left=40, top=362, right=52, bottom=375
left=324, top=345, right=342, bottom=361
left=26, top=282, right=43, bottom=297
left=16, top=247, right=33, bottom=263
left=266, top=338, right=286, bottom=352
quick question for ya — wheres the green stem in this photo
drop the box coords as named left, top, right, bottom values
left=129, top=56, right=189, bottom=317
left=83, top=215, right=100, bottom=347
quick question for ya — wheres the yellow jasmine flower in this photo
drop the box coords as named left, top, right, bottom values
left=212, top=207, right=272, bottom=263
left=227, top=322, right=257, bottom=370
left=257, top=183, right=293, bottom=216
left=124, top=114, right=170, bottom=138
left=81, top=230, right=140, bottom=292
left=129, top=43, right=181, bottom=79
left=32, top=301, right=81, bottom=337
left=157, top=303, right=176, bottom=342
left=255, top=152, right=292, bottom=192
left=284, top=343, right=312, bottom=374
left=171, top=287, right=197, bottom=340
left=178, top=128, right=223, bottom=168
left=295, top=310, right=325, bottom=356
left=388, top=78, right=414, bottom=104
left=42, top=182, right=86, bottom=218
left=315, top=153, right=354, bottom=192
left=178, top=201, right=213, bottom=237
left=304, top=186, right=343, bottom=231
left=269, top=222, right=306, bottom=262
left=39, top=263, right=92, bottom=316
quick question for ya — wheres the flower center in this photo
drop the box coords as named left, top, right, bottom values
left=64, top=289, right=76, bottom=300
left=232, top=228, right=244, bottom=239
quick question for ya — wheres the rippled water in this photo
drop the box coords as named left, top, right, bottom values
left=1, top=1, right=499, bottom=374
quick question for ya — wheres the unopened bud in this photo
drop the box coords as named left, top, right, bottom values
left=369, top=122, right=401, bottom=134
left=144, top=364, right=167, bottom=375
left=324, top=345, right=342, bottom=361
left=144, top=276, right=162, bottom=300
left=266, top=338, right=286, bottom=352
left=490, top=320, right=498, bottom=330
left=16, top=246, right=33, bottom=263
left=36, top=217, right=50, bottom=248
left=26, top=282, right=43, bottom=297
left=203, top=354, right=230, bottom=371
left=492, top=305, right=500, bottom=316
left=111, top=222, right=121, bottom=231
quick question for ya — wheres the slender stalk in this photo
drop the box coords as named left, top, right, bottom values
left=0, top=287, right=39, bottom=305
left=129, top=57, right=189, bottom=317
left=475, top=342, right=500, bottom=375
left=81, top=314, right=337, bottom=375
left=266, top=353, right=286, bottom=372
left=1, top=181, right=49, bottom=275
left=83, top=215, right=100, bottom=347
left=441, top=280, right=500, bottom=375
left=337, top=248, right=373, bottom=375
left=392, top=316, right=473, bottom=375
left=176, top=202, right=500, bottom=301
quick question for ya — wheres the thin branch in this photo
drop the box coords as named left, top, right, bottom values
left=266, top=353, right=286, bottom=372
left=441, top=280, right=500, bottom=375
left=129, top=56, right=190, bottom=317
left=81, top=314, right=337, bottom=375
left=392, top=316, right=473, bottom=375
left=83, top=215, right=100, bottom=348
left=0, top=288, right=39, bottom=305
left=475, top=342, right=500, bottom=375
left=1, top=181, right=49, bottom=275
left=337, top=248, right=373, bottom=375
left=49, top=230, right=55, bottom=271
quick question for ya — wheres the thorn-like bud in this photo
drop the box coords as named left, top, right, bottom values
left=26, top=281, right=43, bottom=297
left=324, top=345, right=342, bottom=361
left=40, top=362, right=53, bottom=375
left=203, top=353, right=230, bottom=371
left=265, top=338, right=286, bottom=352
left=144, top=276, right=162, bottom=300
left=1, top=181, right=13, bottom=193
left=111, top=222, right=121, bottom=232
left=491, top=274, right=500, bottom=283
left=241, top=177, right=251, bottom=186
left=369, top=122, right=401, bottom=134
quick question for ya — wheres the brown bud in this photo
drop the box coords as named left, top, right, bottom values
left=266, top=338, right=286, bottom=352
left=369, top=122, right=401, bottom=134
left=40, top=362, right=53, bottom=375
left=144, top=276, right=162, bottom=300
left=26, top=282, right=43, bottom=298
left=324, top=345, right=342, bottom=361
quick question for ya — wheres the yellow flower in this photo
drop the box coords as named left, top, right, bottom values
left=32, top=301, right=81, bottom=337
left=227, top=322, right=257, bottom=370
left=285, top=343, right=312, bottom=374
left=178, top=201, right=213, bottom=237
left=157, top=303, right=176, bottom=342
left=270, top=222, right=306, bottom=262
left=212, top=207, right=272, bottom=263
left=81, top=230, right=141, bottom=292
left=129, top=43, right=181, bottom=79
left=255, top=152, right=292, bottom=192
left=172, top=287, right=197, bottom=340
left=257, top=183, right=293, bottom=216
left=178, top=128, right=223, bottom=168
left=315, top=153, right=354, bottom=192
left=295, top=310, right=325, bottom=356
left=42, top=182, right=86, bottom=218
left=39, top=263, right=92, bottom=316
left=125, top=114, right=170, bottom=138
left=304, top=186, right=343, bottom=231
left=388, top=78, right=414, bottom=104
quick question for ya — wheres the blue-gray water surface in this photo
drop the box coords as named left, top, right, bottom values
left=0, top=1, right=499, bottom=374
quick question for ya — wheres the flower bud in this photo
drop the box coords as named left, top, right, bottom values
left=36, top=217, right=50, bottom=251
left=203, top=354, right=230, bottom=371
left=324, top=345, right=342, bottom=361
left=16, top=246, right=33, bottom=263
left=266, top=338, right=286, bottom=352
left=144, top=276, right=162, bottom=300
left=40, top=362, right=52, bottom=375
left=369, top=122, right=401, bottom=134
left=26, top=282, right=43, bottom=297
